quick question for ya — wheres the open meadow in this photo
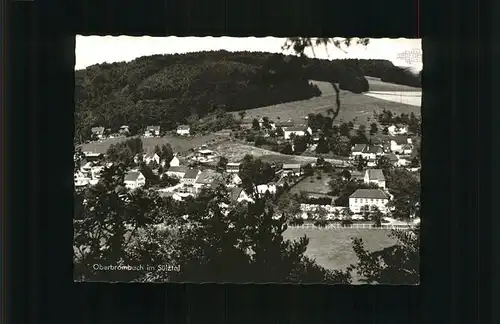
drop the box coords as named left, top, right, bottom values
left=282, top=227, right=398, bottom=283
left=289, top=174, right=337, bottom=196
left=80, top=134, right=217, bottom=154
left=236, top=89, right=420, bottom=126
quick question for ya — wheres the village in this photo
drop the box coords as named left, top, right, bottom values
left=74, top=115, right=421, bottom=227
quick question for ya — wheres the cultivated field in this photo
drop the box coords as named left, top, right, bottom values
left=365, top=76, right=421, bottom=92
left=289, top=174, right=337, bottom=196
left=211, top=142, right=349, bottom=166
left=237, top=89, right=420, bottom=127
left=282, top=228, right=398, bottom=283
left=80, top=134, right=217, bottom=154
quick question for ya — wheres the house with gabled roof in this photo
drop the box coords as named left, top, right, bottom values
left=176, top=125, right=190, bottom=136
left=229, top=187, right=252, bottom=203
left=349, top=189, right=390, bottom=214
left=144, top=152, right=161, bottom=165
left=169, top=155, right=180, bottom=167
left=144, top=125, right=160, bottom=137
left=226, top=162, right=241, bottom=173
left=124, top=171, right=146, bottom=190
left=282, top=163, right=302, bottom=177
left=364, top=169, right=386, bottom=189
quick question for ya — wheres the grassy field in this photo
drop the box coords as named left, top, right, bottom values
left=237, top=89, right=420, bottom=126
left=365, top=76, right=421, bottom=92
left=211, top=142, right=349, bottom=165
left=289, top=174, right=336, bottom=195
left=80, top=134, right=217, bottom=154
left=282, top=228, right=398, bottom=283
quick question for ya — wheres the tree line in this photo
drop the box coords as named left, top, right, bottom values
left=74, top=154, right=419, bottom=284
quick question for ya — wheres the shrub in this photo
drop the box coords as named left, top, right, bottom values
left=289, top=218, right=304, bottom=226
left=314, top=219, right=328, bottom=227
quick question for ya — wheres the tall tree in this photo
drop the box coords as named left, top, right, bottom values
left=252, top=118, right=261, bottom=131
left=217, top=156, right=229, bottom=173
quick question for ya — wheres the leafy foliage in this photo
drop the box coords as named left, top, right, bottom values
left=345, top=225, right=420, bottom=284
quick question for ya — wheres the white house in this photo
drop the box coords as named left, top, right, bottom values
left=351, top=144, right=384, bottom=160
left=349, top=189, right=389, bottom=214
left=169, top=156, right=180, bottom=167
left=282, top=164, right=302, bottom=177
left=196, top=149, right=216, bottom=162
left=74, top=171, right=91, bottom=188
left=144, top=125, right=160, bottom=137
left=166, top=166, right=188, bottom=179
left=226, top=162, right=241, bottom=173
left=283, top=126, right=312, bottom=140
left=390, top=136, right=413, bottom=154
left=364, top=169, right=386, bottom=189
left=177, top=125, right=190, bottom=136
left=227, top=173, right=242, bottom=187
left=124, top=171, right=146, bottom=190
left=402, top=144, right=413, bottom=155
left=230, top=187, right=253, bottom=203
left=181, top=168, right=201, bottom=185
left=194, top=170, right=223, bottom=194
left=388, top=124, right=408, bottom=136
left=256, top=184, right=277, bottom=195
left=144, top=153, right=161, bottom=165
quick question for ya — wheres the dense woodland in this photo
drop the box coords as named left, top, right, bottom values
left=75, top=50, right=421, bottom=143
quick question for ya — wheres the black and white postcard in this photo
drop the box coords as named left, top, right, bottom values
left=73, top=36, right=421, bottom=284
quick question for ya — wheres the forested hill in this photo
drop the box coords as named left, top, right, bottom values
left=75, top=50, right=421, bottom=142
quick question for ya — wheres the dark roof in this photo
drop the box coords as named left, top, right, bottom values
left=146, top=125, right=160, bottom=131
left=384, top=153, right=399, bottom=161
left=366, top=169, right=385, bottom=181
left=363, top=145, right=384, bottom=154
left=195, top=170, right=219, bottom=184
left=124, top=171, right=142, bottom=182
left=91, top=127, right=104, bottom=133
left=391, top=136, right=409, bottom=145
left=229, top=187, right=243, bottom=201
left=183, top=168, right=200, bottom=179
left=283, top=163, right=301, bottom=169
left=350, top=189, right=389, bottom=199
left=284, top=126, right=307, bottom=132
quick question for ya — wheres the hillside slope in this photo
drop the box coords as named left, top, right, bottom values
left=75, top=51, right=421, bottom=143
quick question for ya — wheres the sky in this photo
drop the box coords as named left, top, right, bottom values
left=75, top=36, right=422, bottom=72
